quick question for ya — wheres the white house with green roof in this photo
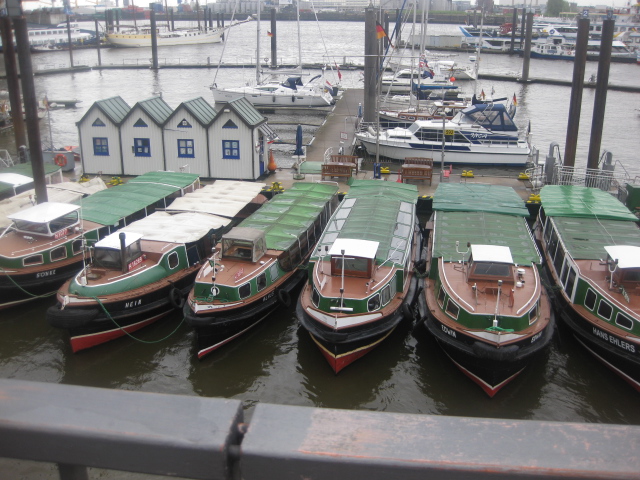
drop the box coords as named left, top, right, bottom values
left=77, top=96, right=277, bottom=180
left=163, top=97, right=217, bottom=177
left=207, top=97, right=277, bottom=180
left=76, top=96, right=131, bottom=176
left=120, top=96, right=174, bottom=176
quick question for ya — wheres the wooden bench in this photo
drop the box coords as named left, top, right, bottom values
left=322, top=163, right=353, bottom=180
left=329, top=155, right=359, bottom=175
left=401, top=166, right=433, bottom=185
left=404, top=157, right=434, bottom=168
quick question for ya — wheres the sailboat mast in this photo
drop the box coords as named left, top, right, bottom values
left=256, top=0, right=261, bottom=85
left=296, top=0, right=302, bottom=68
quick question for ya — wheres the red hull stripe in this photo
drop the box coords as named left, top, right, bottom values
left=69, top=311, right=171, bottom=353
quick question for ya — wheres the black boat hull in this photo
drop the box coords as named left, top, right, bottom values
left=184, top=269, right=306, bottom=359
left=423, top=309, right=555, bottom=397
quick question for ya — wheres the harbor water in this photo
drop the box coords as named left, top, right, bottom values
left=1, top=19, right=640, bottom=478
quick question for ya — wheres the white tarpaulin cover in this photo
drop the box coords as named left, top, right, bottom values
left=120, top=211, right=230, bottom=244
left=166, top=180, right=264, bottom=218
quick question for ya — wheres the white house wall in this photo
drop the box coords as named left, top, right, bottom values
left=163, top=109, right=209, bottom=176
left=208, top=110, right=258, bottom=180
left=77, top=107, right=123, bottom=175
left=120, top=109, right=165, bottom=176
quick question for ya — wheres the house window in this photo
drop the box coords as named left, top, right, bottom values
left=93, top=138, right=109, bottom=156
left=178, top=139, right=194, bottom=158
left=222, top=140, right=240, bottom=159
left=133, top=118, right=148, bottom=127
left=178, top=119, right=192, bottom=128
left=92, top=118, right=106, bottom=127
left=222, top=119, right=238, bottom=129
left=134, top=138, right=150, bottom=157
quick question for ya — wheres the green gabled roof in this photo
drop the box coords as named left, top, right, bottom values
left=433, top=183, right=529, bottom=217
left=79, top=96, right=131, bottom=125
left=540, top=185, right=637, bottom=221
left=238, top=182, right=338, bottom=251
left=433, top=211, right=541, bottom=266
left=128, top=171, right=199, bottom=189
left=76, top=172, right=199, bottom=226
left=135, top=96, right=173, bottom=125
left=313, top=180, right=418, bottom=265
left=181, top=97, right=217, bottom=126
left=552, top=216, right=640, bottom=260
left=227, top=97, right=265, bottom=127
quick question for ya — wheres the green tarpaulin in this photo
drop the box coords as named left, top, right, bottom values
left=433, top=183, right=530, bottom=217
left=239, top=182, right=339, bottom=251
left=433, top=211, right=540, bottom=266
left=540, top=185, right=637, bottom=221
left=313, top=180, right=418, bottom=265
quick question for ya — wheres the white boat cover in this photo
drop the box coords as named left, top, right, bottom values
left=120, top=211, right=230, bottom=244
left=8, top=202, right=80, bottom=223
left=0, top=178, right=107, bottom=227
left=166, top=180, right=264, bottom=218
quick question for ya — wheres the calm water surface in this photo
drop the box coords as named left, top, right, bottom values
left=1, top=22, right=639, bottom=475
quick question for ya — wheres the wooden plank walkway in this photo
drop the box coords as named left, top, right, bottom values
left=305, top=89, right=364, bottom=163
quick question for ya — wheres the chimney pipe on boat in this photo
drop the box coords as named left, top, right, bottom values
left=119, top=232, right=128, bottom=274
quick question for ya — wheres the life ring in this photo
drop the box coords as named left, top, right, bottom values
left=54, top=153, right=67, bottom=167
left=277, top=289, right=291, bottom=308
left=169, top=287, right=185, bottom=310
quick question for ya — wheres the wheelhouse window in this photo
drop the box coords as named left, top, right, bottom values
left=134, top=138, right=151, bottom=157
left=222, top=140, right=240, bottom=159
left=331, top=255, right=371, bottom=278
left=94, top=241, right=142, bottom=270
left=178, top=139, right=194, bottom=158
left=93, top=137, right=109, bottom=155
left=471, top=262, right=511, bottom=278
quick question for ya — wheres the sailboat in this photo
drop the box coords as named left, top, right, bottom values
left=210, top=1, right=334, bottom=108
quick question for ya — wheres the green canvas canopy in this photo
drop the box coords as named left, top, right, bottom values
left=552, top=216, right=640, bottom=260
left=433, top=183, right=529, bottom=217
left=313, top=180, right=418, bottom=265
left=238, top=182, right=338, bottom=252
left=540, top=185, right=637, bottom=221
left=433, top=211, right=541, bottom=266
left=76, top=172, right=200, bottom=226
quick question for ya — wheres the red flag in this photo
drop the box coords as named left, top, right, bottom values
left=512, top=93, right=518, bottom=106
left=334, top=61, right=342, bottom=81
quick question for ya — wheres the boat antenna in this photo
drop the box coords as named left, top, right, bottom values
left=493, top=279, right=502, bottom=327
left=211, top=0, right=239, bottom=86
left=340, top=249, right=345, bottom=310
left=256, top=0, right=261, bottom=85
left=296, top=0, right=302, bottom=70
left=474, top=2, right=485, bottom=94
left=608, top=257, right=618, bottom=290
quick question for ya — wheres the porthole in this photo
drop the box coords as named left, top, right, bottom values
left=168, top=252, right=179, bottom=269
left=50, top=246, right=67, bottom=261
left=597, top=300, right=613, bottom=321
left=615, top=312, right=633, bottom=330
left=239, top=282, right=251, bottom=299
left=256, top=273, right=267, bottom=292
left=368, top=293, right=381, bottom=311
left=24, top=254, right=43, bottom=266
left=437, top=285, right=446, bottom=307
left=584, top=289, right=597, bottom=311
left=445, top=299, right=459, bottom=319
left=529, top=302, right=538, bottom=324
left=312, top=288, right=320, bottom=307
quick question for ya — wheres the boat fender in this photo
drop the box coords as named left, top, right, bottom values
left=402, top=302, right=414, bottom=321
left=169, top=287, right=185, bottom=310
left=277, top=288, right=291, bottom=307
left=273, top=95, right=276, bottom=102
left=291, top=95, right=295, bottom=103
left=54, top=153, right=67, bottom=167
